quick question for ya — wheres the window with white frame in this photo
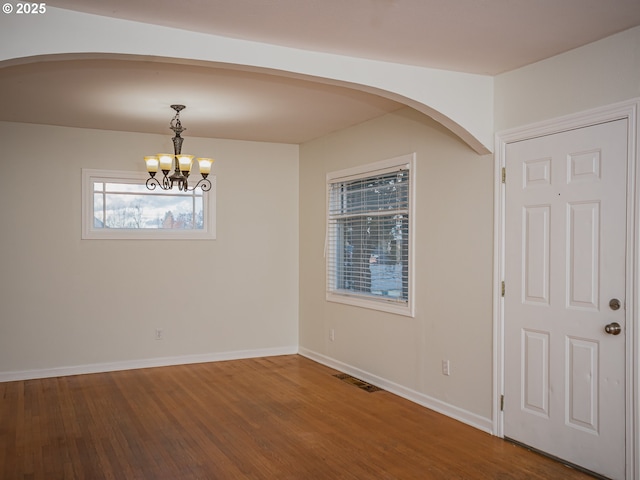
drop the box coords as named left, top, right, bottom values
left=82, top=169, right=216, bottom=240
left=326, top=154, right=415, bottom=316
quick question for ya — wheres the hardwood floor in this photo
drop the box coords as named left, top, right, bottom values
left=1, top=355, right=594, bottom=479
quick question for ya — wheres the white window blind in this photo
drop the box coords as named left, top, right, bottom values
left=326, top=154, right=414, bottom=315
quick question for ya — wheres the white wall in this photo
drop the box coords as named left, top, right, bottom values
left=495, top=26, right=640, bottom=132
left=0, top=122, right=299, bottom=377
left=299, top=108, right=494, bottom=427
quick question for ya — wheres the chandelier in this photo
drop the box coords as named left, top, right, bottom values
left=143, top=104, right=213, bottom=192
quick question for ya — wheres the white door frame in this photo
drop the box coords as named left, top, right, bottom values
left=493, top=99, right=640, bottom=478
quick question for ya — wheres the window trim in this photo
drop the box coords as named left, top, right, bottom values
left=81, top=169, right=216, bottom=240
left=325, top=154, right=416, bottom=317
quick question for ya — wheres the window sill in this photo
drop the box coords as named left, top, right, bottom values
left=326, top=291, right=415, bottom=317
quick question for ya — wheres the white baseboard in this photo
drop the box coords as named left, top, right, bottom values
left=298, top=347, right=493, bottom=435
left=2, top=345, right=493, bottom=436
left=0, top=346, right=298, bottom=383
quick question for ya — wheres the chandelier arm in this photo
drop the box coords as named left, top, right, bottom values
left=146, top=177, right=160, bottom=190
left=189, top=177, right=212, bottom=192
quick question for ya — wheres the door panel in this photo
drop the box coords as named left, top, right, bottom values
left=504, top=119, right=627, bottom=479
left=523, top=205, right=550, bottom=304
left=567, top=201, right=600, bottom=309
left=566, top=337, right=599, bottom=433
left=522, top=329, right=549, bottom=417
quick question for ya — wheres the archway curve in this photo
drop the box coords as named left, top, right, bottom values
left=0, top=6, right=493, bottom=153
left=2, top=52, right=491, bottom=154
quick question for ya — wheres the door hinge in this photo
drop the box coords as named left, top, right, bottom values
left=500, top=394, right=504, bottom=411
left=501, top=281, right=505, bottom=297
left=502, top=167, right=506, bottom=183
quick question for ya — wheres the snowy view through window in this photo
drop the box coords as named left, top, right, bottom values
left=93, top=182, right=204, bottom=230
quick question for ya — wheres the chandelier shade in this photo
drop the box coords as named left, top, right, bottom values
left=144, top=105, right=213, bottom=192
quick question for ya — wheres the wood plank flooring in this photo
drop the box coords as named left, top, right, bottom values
left=1, top=355, right=594, bottom=479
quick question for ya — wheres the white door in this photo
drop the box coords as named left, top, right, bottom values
left=503, top=119, right=628, bottom=479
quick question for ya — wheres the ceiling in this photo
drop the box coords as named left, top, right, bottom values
left=0, top=59, right=404, bottom=144
left=2, top=0, right=640, bottom=144
left=43, top=0, right=640, bottom=74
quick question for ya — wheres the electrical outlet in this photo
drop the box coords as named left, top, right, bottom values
left=442, top=360, right=450, bottom=376
left=329, top=328, right=335, bottom=341
left=155, top=328, right=164, bottom=340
